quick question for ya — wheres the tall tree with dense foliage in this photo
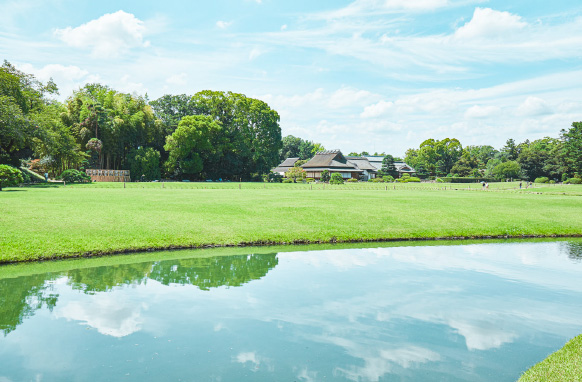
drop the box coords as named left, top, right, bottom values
left=0, top=61, right=58, bottom=166
left=164, top=115, right=222, bottom=179
left=562, top=122, right=582, bottom=176
left=190, top=90, right=282, bottom=180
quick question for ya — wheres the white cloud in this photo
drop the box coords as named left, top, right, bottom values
left=56, top=295, right=146, bottom=337
left=516, top=96, right=553, bottom=117
left=464, top=105, right=500, bottom=119
left=281, top=24, right=288, bottom=31
left=315, top=0, right=453, bottom=20
left=54, top=10, right=150, bottom=57
left=166, top=72, right=188, bottom=85
left=216, top=20, right=232, bottom=29
left=449, top=320, right=517, bottom=350
left=249, top=47, right=263, bottom=60
left=361, top=100, right=394, bottom=118
left=455, top=8, right=528, bottom=40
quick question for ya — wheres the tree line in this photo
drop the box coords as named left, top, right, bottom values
left=402, top=133, right=582, bottom=183
left=2, top=60, right=582, bottom=185
left=0, top=61, right=282, bottom=183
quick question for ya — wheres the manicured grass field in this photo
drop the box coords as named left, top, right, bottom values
left=1, top=181, right=582, bottom=263
left=519, top=335, right=582, bottom=382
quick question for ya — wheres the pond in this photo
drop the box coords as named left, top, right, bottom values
left=1, top=240, right=582, bottom=381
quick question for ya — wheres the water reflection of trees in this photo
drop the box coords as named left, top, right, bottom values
left=563, top=241, right=582, bottom=262
left=0, top=274, right=59, bottom=336
left=0, top=253, right=278, bottom=335
left=149, top=253, right=279, bottom=290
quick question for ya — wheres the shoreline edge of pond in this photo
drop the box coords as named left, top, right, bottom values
left=4, top=232, right=582, bottom=265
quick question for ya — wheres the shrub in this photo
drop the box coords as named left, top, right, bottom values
left=263, top=172, right=283, bottom=183
left=407, top=177, right=421, bottom=182
left=549, top=180, right=556, bottom=184
left=436, top=178, right=444, bottom=183
left=565, top=178, right=582, bottom=184
left=282, top=178, right=293, bottom=183
left=60, top=169, right=91, bottom=183
left=320, top=170, right=331, bottom=182
left=329, top=173, right=344, bottom=185
left=535, top=177, right=549, bottom=183
left=305, top=178, right=315, bottom=183
left=347, top=178, right=358, bottom=182
left=0, top=165, right=24, bottom=190
left=382, top=175, right=394, bottom=182
left=371, top=177, right=384, bottom=183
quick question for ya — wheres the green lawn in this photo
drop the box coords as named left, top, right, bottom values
left=1, top=181, right=582, bottom=263
left=519, top=335, right=582, bottom=382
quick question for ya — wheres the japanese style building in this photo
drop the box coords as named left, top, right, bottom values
left=301, top=150, right=363, bottom=180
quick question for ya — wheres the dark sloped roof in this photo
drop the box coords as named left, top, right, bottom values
left=302, top=150, right=351, bottom=168
left=272, top=157, right=299, bottom=173
left=347, top=157, right=377, bottom=171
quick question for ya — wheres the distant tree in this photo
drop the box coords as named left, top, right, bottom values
left=294, top=159, right=308, bottom=167
left=311, top=142, right=325, bottom=155
left=360, top=151, right=369, bottom=156
left=501, top=139, right=519, bottom=161
left=321, top=169, right=331, bottom=182
left=280, top=135, right=303, bottom=160
left=491, top=160, right=521, bottom=180
left=329, top=172, right=344, bottom=184
left=285, top=166, right=306, bottom=182
left=298, top=140, right=315, bottom=160
left=379, top=155, right=398, bottom=178
left=562, top=122, right=582, bottom=176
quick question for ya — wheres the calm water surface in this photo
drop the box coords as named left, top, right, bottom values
left=1, top=240, right=582, bottom=382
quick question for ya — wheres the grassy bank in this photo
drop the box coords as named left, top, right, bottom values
left=519, top=335, right=582, bottom=381
left=2, top=182, right=582, bottom=263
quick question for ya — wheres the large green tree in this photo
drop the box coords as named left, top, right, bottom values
left=164, top=115, right=222, bottom=179
left=190, top=90, right=282, bottom=180
left=562, top=122, right=582, bottom=176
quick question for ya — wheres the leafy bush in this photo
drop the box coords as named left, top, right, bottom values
left=129, top=147, right=161, bottom=181
left=407, top=177, right=421, bottom=182
left=535, top=177, right=549, bottom=183
left=347, top=178, right=358, bottom=182
left=382, top=175, right=394, bottom=182
left=320, top=170, right=331, bottom=182
left=436, top=178, right=444, bottom=183
left=305, top=178, right=315, bottom=183
left=263, top=172, right=283, bottom=183
left=0, top=165, right=24, bottom=189
left=282, top=178, right=293, bottom=183
left=329, top=173, right=344, bottom=185
left=565, top=178, right=582, bottom=184
left=549, top=180, right=556, bottom=184
left=371, top=177, right=384, bottom=183
left=60, top=169, right=91, bottom=183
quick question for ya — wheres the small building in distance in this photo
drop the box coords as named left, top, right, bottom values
left=301, top=150, right=363, bottom=180
left=86, top=169, right=131, bottom=182
left=346, top=156, right=378, bottom=180
left=363, top=156, right=416, bottom=178
left=273, top=157, right=299, bottom=176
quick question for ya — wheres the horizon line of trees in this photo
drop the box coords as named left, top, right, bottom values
left=2, top=60, right=582, bottom=184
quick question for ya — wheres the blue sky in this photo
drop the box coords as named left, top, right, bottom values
left=2, top=0, right=582, bottom=156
